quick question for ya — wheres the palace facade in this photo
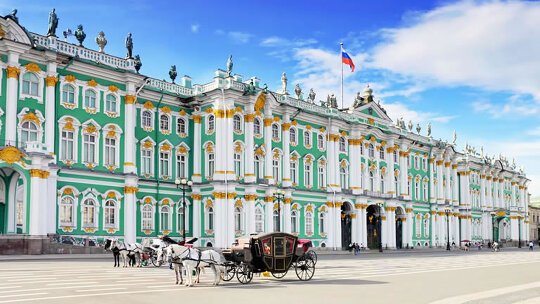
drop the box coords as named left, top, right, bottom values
left=0, top=13, right=531, bottom=250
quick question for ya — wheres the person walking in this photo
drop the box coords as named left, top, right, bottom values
left=529, top=241, right=534, bottom=251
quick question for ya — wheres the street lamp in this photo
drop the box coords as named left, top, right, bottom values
left=175, top=178, right=193, bottom=243
left=377, top=202, right=384, bottom=253
left=490, top=212, right=496, bottom=244
left=445, top=209, right=451, bottom=251
left=273, top=189, right=285, bottom=232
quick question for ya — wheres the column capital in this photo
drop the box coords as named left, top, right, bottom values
left=45, top=75, right=58, bottom=87
left=6, top=66, right=20, bottom=78
left=124, top=95, right=136, bottom=104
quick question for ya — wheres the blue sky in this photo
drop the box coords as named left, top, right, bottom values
left=5, top=0, right=540, bottom=195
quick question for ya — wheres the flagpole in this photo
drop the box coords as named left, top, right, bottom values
left=340, top=42, right=344, bottom=109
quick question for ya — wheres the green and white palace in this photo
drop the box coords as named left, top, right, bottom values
left=0, top=12, right=531, bottom=251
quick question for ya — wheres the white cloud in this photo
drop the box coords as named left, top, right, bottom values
left=472, top=95, right=540, bottom=118
left=527, top=127, right=540, bottom=137
left=371, top=1, right=540, bottom=101
left=191, top=24, right=200, bottom=33
left=260, top=36, right=317, bottom=48
left=228, top=31, right=252, bottom=44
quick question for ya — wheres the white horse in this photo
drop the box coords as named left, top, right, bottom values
left=167, top=244, right=224, bottom=286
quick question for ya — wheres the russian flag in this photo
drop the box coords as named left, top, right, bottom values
left=342, top=50, right=355, bottom=72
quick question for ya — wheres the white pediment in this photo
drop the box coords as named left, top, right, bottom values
left=0, top=17, right=33, bottom=45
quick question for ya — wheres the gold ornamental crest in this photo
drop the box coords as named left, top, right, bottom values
left=0, top=146, right=25, bottom=165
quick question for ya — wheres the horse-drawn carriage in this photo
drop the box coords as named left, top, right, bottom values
left=221, top=232, right=316, bottom=284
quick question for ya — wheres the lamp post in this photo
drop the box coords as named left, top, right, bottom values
left=445, top=209, right=451, bottom=251
left=273, top=189, right=285, bottom=232
left=377, top=202, right=384, bottom=253
left=490, top=212, right=496, bottom=244
left=175, top=178, right=192, bottom=243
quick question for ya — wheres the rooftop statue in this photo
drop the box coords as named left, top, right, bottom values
left=47, top=8, right=59, bottom=37
left=407, top=120, right=413, bottom=132
left=452, top=130, right=457, bottom=145
left=262, top=83, right=268, bottom=94
left=330, top=94, right=338, bottom=108
left=352, top=92, right=363, bottom=108
left=308, top=88, right=316, bottom=104
left=427, top=122, right=432, bottom=137
left=6, top=9, right=19, bottom=24
left=133, top=55, right=142, bottom=73
left=95, top=31, right=107, bottom=53
left=74, top=24, right=86, bottom=46
left=169, top=65, right=177, bottom=83
left=243, top=79, right=257, bottom=96
left=294, top=84, right=302, bottom=99
left=125, top=33, right=133, bottom=59
left=416, top=123, right=421, bottom=135
left=226, top=55, right=233, bottom=76
left=281, top=72, right=288, bottom=95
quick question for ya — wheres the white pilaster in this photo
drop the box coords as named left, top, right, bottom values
left=263, top=112, right=274, bottom=184
left=192, top=114, right=202, bottom=182
left=44, top=60, right=57, bottom=155
left=123, top=175, right=138, bottom=243
left=123, top=83, right=137, bottom=174
left=282, top=115, right=291, bottom=187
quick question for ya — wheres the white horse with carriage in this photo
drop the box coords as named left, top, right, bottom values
left=103, top=238, right=144, bottom=267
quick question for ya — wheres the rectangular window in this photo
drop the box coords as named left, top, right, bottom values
left=177, top=154, right=187, bottom=178
left=234, top=153, right=242, bottom=178
left=304, top=164, right=312, bottom=187
left=272, top=159, right=279, bottom=182
left=83, top=134, right=96, bottom=163
left=160, top=152, right=170, bottom=177
left=208, top=153, right=215, bottom=177
left=104, top=138, right=116, bottom=166
left=142, top=149, right=152, bottom=175
left=318, top=166, right=326, bottom=188
left=61, top=131, right=74, bottom=161
left=291, top=162, right=297, bottom=185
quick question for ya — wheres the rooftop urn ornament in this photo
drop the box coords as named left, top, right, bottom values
left=294, top=84, right=302, bottom=99
left=452, top=130, right=457, bottom=145
left=169, top=65, right=177, bottom=83
left=95, top=31, right=107, bottom=53
left=226, top=55, right=233, bottom=76
left=74, top=24, right=86, bottom=46
left=308, top=88, right=316, bottom=104
left=362, top=84, right=374, bottom=103
left=133, top=55, right=142, bottom=73
left=416, top=123, right=421, bottom=134
left=407, top=120, right=413, bottom=132
left=47, top=8, right=59, bottom=37
left=481, top=146, right=484, bottom=158
left=125, top=33, right=133, bottom=59
left=6, top=9, right=19, bottom=24
left=281, top=72, right=288, bottom=95
left=427, top=122, right=432, bottom=137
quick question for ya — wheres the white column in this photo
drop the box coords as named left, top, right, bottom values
left=5, top=62, right=20, bottom=146
left=192, top=115, right=202, bottom=182
left=430, top=211, right=436, bottom=246
left=334, top=201, right=342, bottom=249
left=361, top=143, right=368, bottom=191
left=28, top=170, right=44, bottom=235
left=265, top=192, right=274, bottom=232
left=263, top=113, right=274, bottom=184
left=325, top=197, right=334, bottom=248
left=192, top=193, right=201, bottom=246
left=429, top=159, right=436, bottom=203
left=387, top=208, right=396, bottom=248
left=480, top=174, right=486, bottom=209
left=332, top=130, right=341, bottom=190
left=282, top=117, right=291, bottom=187
left=44, top=61, right=57, bottom=154
left=452, top=165, right=459, bottom=206
left=326, top=134, right=335, bottom=188
left=436, top=159, right=444, bottom=204
left=349, top=131, right=361, bottom=193
left=245, top=187, right=257, bottom=234
left=123, top=83, right=137, bottom=174
left=362, top=206, right=368, bottom=248
left=283, top=193, right=292, bottom=233
left=123, top=175, right=138, bottom=243
left=454, top=211, right=460, bottom=243
left=511, top=182, right=517, bottom=207
left=399, top=145, right=409, bottom=199
left=387, top=141, right=395, bottom=196
left=510, top=215, right=519, bottom=243
left=374, top=145, right=381, bottom=193
left=381, top=211, right=388, bottom=248
left=47, top=169, right=58, bottom=234
left=445, top=162, right=451, bottom=202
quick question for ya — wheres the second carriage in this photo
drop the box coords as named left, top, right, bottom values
left=221, top=232, right=316, bottom=284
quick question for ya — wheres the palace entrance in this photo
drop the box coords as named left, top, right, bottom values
left=341, top=202, right=353, bottom=249
left=395, top=207, right=405, bottom=249
left=0, top=167, right=27, bottom=234
left=366, top=204, right=382, bottom=250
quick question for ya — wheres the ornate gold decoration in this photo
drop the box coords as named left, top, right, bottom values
left=244, top=113, right=255, bottom=122
left=273, top=116, right=280, bottom=122
left=191, top=194, right=202, bottom=200
left=254, top=92, right=266, bottom=112
left=367, top=118, right=375, bottom=125
left=125, top=95, right=136, bottom=104
left=306, top=205, right=314, bottom=212
left=84, top=125, right=97, bottom=134
left=160, top=143, right=172, bottom=152
left=282, top=122, right=291, bottom=129
left=108, top=85, right=118, bottom=92
left=495, top=210, right=506, bottom=217
left=87, top=79, right=98, bottom=87
left=24, top=63, right=41, bottom=73
left=124, top=186, right=139, bottom=194
left=64, top=75, right=76, bottom=82
left=244, top=194, right=258, bottom=201
left=143, top=101, right=155, bottom=109
left=192, top=115, right=202, bottom=123
left=61, top=226, right=74, bottom=232
left=45, top=76, right=58, bottom=87
left=263, top=118, right=273, bottom=127
left=6, top=66, right=20, bottom=78
left=21, top=112, right=41, bottom=127
left=63, top=188, right=74, bottom=196
left=142, top=140, right=154, bottom=149
left=0, top=146, right=25, bottom=165
left=29, top=169, right=41, bottom=178
left=0, top=26, right=5, bottom=38
left=178, top=146, right=188, bottom=154
left=161, top=106, right=171, bottom=113
left=106, top=228, right=118, bottom=234
left=205, top=143, right=214, bottom=153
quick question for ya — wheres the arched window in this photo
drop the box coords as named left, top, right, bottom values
left=319, top=212, right=326, bottom=235
left=415, top=214, right=422, bottom=238
left=177, top=118, right=186, bottom=134
left=207, top=207, right=214, bottom=230
left=233, top=114, right=242, bottom=132
left=104, top=137, right=116, bottom=166
left=317, top=134, right=324, bottom=150
left=393, top=150, right=398, bottom=162
left=304, top=130, right=311, bottom=147
left=60, top=196, right=74, bottom=226
left=380, top=148, right=385, bottom=160
left=369, top=171, right=375, bottom=191
left=160, top=205, right=171, bottom=231
left=20, top=121, right=39, bottom=145
left=207, top=151, right=215, bottom=178
left=234, top=207, right=243, bottom=232
left=60, top=129, right=74, bottom=161
left=160, top=115, right=169, bottom=131
left=339, top=137, right=346, bottom=152
left=83, top=132, right=97, bottom=164
left=291, top=210, right=298, bottom=233
left=62, top=84, right=75, bottom=104
left=142, top=204, right=153, bottom=230
left=234, top=152, right=242, bottom=178
left=415, top=179, right=420, bottom=200
left=290, top=128, right=297, bottom=144
left=380, top=173, right=385, bottom=193
left=318, top=164, right=326, bottom=189
left=82, top=198, right=96, bottom=227
left=141, top=147, right=152, bottom=175
left=255, top=207, right=264, bottom=232
left=305, top=211, right=313, bottom=235
left=22, top=73, right=39, bottom=96
left=290, top=159, right=298, bottom=185
left=177, top=204, right=186, bottom=233
left=273, top=210, right=280, bottom=231
left=415, top=156, right=420, bottom=170
left=105, top=94, right=117, bottom=113
left=272, top=123, right=279, bottom=139
left=84, top=89, right=96, bottom=108
left=304, top=161, right=312, bottom=187
left=142, top=111, right=152, bottom=128
left=273, top=156, right=280, bottom=182
left=254, top=118, right=261, bottom=135
left=340, top=167, right=348, bottom=189
left=423, top=218, right=430, bottom=237
left=254, top=155, right=262, bottom=180
left=104, top=200, right=116, bottom=228
left=407, top=177, right=412, bottom=195
left=423, top=181, right=428, bottom=202
left=207, top=115, right=215, bottom=133
left=177, top=153, right=187, bottom=179
left=395, top=175, right=400, bottom=195
left=369, top=144, right=375, bottom=158
left=159, top=150, right=170, bottom=178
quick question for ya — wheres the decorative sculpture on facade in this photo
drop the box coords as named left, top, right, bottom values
left=308, top=88, right=316, bottom=104
left=6, top=9, right=19, bottom=24
left=281, top=72, right=288, bottom=95
left=95, top=31, right=107, bottom=53
left=47, top=8, right=58, bottom=37
left=452, top=130, right=457, bottom=145
left=226, top=55, right=233, bottom=76
left=74, top=25, right=86, bottom=46
left=243, top=79, right=257, bottom=96
left=133, top=55, right=142, bottom=73
left=169, top=65, right=177, bottom=83
left=352, top=92, right=363, bottom=108
left=294, top=84, right=302, bottom=100
left=416, top=123, right=421, bottom=135
left=427, top=122, right=432, bottom=137
left=407, top=120, right=413, bottom=132
left=125, top=33, right=133, bottom=59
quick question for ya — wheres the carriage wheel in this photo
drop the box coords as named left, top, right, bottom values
left=306, top=250, right=318, bottom=264
left=221, top=264, right=236, bottom=281
left=295, top=256, right=315, bottom=281
left=236, top=263, right=253, bottom=284
left=271, top=270, right=288, bottom=279
left=150, top=253, right=162, bottom=267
